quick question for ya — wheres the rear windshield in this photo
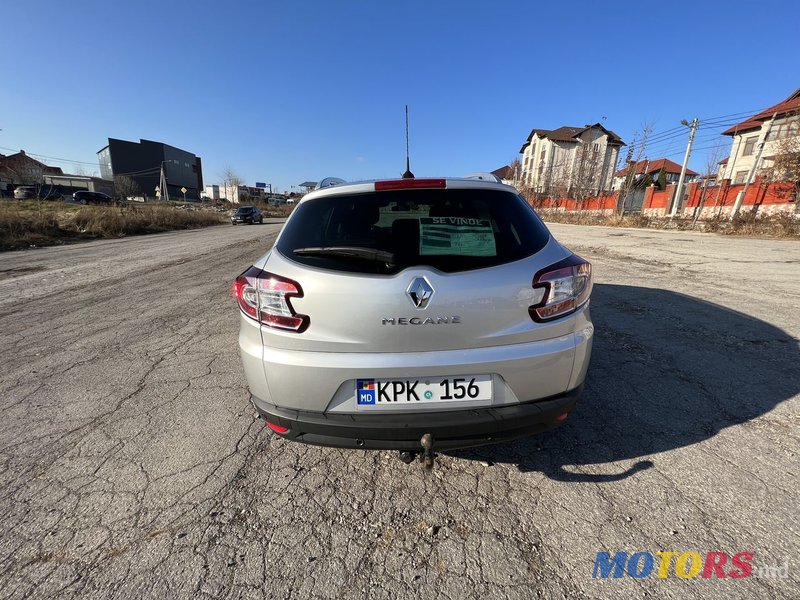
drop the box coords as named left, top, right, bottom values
left=276, top=189, right=551, bottom=274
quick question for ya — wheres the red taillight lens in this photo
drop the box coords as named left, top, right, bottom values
left=375, top=178, right=447, bottom=191
left=266, top=421, right=289, bottom=434
left=529, top=254, right=592, bottom=322
left=233, top=266, right=309, bottom=332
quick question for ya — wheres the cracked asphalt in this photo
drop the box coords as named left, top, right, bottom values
left=0, top=221, right=798, bottom=599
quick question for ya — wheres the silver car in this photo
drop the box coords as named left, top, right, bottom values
left=234, top=177, right=593, bottom=461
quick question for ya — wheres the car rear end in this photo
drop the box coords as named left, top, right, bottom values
left=232, top=206, right=255, bottom=224
left=235, top=178, right=593, bottom=451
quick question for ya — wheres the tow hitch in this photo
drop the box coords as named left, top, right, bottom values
left=396, top=433, right=436, bottom=470
left=398, top=451, right=416, bottom=464
left=420, top=433, right=434, bottom=470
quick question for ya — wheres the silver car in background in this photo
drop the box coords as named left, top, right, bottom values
left=234, top=177, right=593, bottom=460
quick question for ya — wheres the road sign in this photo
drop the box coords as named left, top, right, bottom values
left=180, top=187, right=187, bottom=194
left=255, top=182, right=266, bottom=188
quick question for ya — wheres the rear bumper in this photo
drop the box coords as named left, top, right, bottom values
left=251, top=385, right=582, bottom=451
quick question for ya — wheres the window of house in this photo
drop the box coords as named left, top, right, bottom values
left=742, top=136, right=758, bottom=156
left=786, top=118, right=799, bottom=138
left=733, top=170, right=748, bottom=185
left=766, top=117, right=799, bottom=141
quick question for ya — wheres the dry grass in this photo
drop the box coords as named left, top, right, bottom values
left=0, top=201, right=226, bottom=250
left=537, top=209, right=800, bottom=238
left=246, top=200, right=296, bottom=218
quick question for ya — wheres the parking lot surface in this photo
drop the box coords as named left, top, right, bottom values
left=0, top=222, right=798, bottom=599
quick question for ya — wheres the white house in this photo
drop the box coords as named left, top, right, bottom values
left=204, top=183, right=265, bottom=203
left=519, top=123, right=625, bottom=196
left=721, top=87, right=800, bottom=184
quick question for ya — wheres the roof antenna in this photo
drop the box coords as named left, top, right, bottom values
left=402, top=105, right=414, bottom=179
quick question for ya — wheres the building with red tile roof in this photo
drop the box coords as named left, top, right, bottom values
left=720, top=87, right=800, bottom=184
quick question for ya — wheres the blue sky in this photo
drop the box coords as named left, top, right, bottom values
left=1, top=0, right=798, bottom=192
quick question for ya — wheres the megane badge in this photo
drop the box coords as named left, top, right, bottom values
left=406, top=277, right=434, bottom=309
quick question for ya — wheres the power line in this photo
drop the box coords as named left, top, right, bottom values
left=645, top=130, right=728, bottom=154
left=698, top=107, right=768, bottom=122
left=620, top=104, right=771, bottom=151
left=0, top=145, right=99, bottom=166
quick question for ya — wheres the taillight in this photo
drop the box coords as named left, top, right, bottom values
left=529, top=254, right=592, bottom=322
left=233, top=266, right=309, bottom=332
left=375, top=178, right=446, bottom=191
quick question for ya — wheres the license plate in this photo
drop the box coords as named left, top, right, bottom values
left=355, top=375, right=492, bottom=407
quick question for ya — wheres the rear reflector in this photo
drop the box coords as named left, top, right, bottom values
left=375, top=178, right=446, bottom=191
left=266, top=421, right=289, bottom=434
left=556, top=412, right=570, bottom=422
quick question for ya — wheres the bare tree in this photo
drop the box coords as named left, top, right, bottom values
left=220, top=167, right=244, bottom=203
left=768, top=135, right=800, bottom=212
left=114, top=175, right=140, bottom=201
left=509, top=157, right=537, bottom=203
left=572, top=142, right=603, bottom=209
left=508, top=157, right=523, bottom=188
left=617, top=123, right=653, bottom=215
left=692, top=142, right=727, bottom=226
left=547, top=173, right=572, bottom=210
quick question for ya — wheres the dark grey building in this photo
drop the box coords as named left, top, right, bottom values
left=97, top=138, right=204, bottom=200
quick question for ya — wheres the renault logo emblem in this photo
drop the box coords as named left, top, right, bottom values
left=406, top=277, right=434, bottom=309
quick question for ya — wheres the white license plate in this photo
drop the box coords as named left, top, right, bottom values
left=355, top=375, right=492, bottom=407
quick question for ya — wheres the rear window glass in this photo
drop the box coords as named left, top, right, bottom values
left=276, top=189, right=551, bottom=274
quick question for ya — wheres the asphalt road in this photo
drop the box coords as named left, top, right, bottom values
left=0, top=222, right=798, bottom=599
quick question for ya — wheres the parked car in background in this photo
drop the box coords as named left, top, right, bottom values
left=13, top=186, right=38, bottom=199
left=233, top=176, right=594, bottom=465
left=15, top=186, right=62, bottom=200
left=231, top=205, right=263, bottom=225
left=73, top=190, right=113, bottom=205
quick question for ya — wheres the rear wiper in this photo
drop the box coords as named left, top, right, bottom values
left=293, top=246, right=395, bottom=265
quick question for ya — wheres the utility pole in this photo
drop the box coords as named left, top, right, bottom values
left=159, top=161, right=170, bottom=202
left=670, top=117, right=699, bottom=218
left=733, top=113, right=777, bottom=217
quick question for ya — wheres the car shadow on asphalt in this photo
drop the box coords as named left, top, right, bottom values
left=450, top=283, right=799, bottom=482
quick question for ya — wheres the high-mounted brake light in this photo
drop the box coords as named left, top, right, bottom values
left=233, top=266, right=309, bottom=332
left=374, top=178, right=446, bottom=191
left=529, top=254, right=592, bottom=322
